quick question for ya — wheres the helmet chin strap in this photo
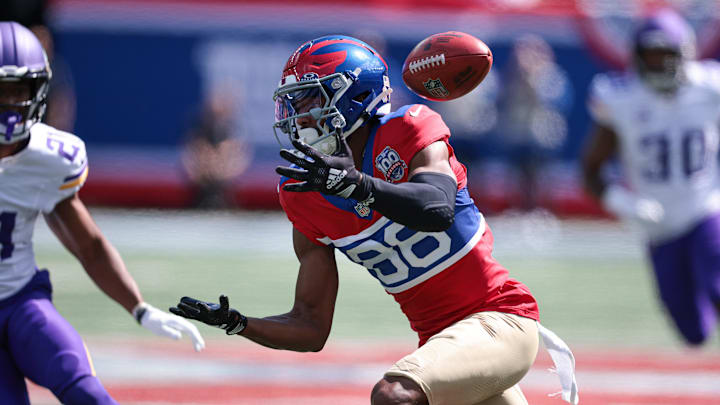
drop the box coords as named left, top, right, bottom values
left=0, top=111, right=23, bottom=143
left=293, top=86, right=394, bottom=155
left=297, top=127, right=337, bottom=155
left=341, top=86, right=393, bottom=139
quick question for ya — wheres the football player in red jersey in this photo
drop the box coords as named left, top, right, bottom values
left=172, top=35, right=577, bottom=405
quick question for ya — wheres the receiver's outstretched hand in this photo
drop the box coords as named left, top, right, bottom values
left=171, top=295, right=247, bottom=335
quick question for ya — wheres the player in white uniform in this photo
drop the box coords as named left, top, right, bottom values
left=582, top=9, right=720, bottom=345
left=0, top=22, right=205, bottom=404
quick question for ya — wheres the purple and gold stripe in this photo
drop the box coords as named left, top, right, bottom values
left=60, top=164, right=89, bottom=190
left=82, top=341, right=97, bottom=377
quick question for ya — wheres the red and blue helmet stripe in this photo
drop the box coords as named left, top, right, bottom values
left=276, top=35, right=392, bottom=144
left=282, top=35, right=388, bottom=81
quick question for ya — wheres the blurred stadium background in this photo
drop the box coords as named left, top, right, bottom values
left=16, top=0, right=720, bottom=404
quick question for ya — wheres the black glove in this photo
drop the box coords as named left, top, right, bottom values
left=276, top=132, right=370, bottom=200
left=169, top=295, right=247, bottom=335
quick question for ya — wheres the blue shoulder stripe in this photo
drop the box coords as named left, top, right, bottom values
left=378, top=105, right=412, bottom=125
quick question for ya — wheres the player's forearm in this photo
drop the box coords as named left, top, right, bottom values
left=581, top=124, right=617, bottom=200
left=582, top=167, right=606, bottom=201
left=239, top=313, right=331, bottom=352
left=359, top=172, right=457, bottom=232
left=79, top=238, right=143, bottom=314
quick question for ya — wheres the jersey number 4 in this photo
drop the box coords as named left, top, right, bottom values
left=0, top=212, right=15, bottom=260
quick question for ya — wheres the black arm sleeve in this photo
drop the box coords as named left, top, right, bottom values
left=358, top=172, right=457, bottom=232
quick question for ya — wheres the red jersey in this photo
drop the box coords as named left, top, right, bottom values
left=279, top=104, right=539, bottom=346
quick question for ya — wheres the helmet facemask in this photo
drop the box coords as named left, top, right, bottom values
left=0, top=68, right=51, bottom=144
left=634, top=45, right=686, bottom=93
left=0, top=22, right=53, bottom=144
left=273, top=35, right=393, bottom=155
left=274, top=71, right=392, bottom=156
left=273, top=72, right=351, bottom=155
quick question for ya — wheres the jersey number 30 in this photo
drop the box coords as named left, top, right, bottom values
left=640, top=129, right=707, bottom=181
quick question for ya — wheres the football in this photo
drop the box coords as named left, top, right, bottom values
left=402, top=31, right=493, bottom=101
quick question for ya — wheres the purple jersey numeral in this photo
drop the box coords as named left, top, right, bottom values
left=639, top=134, right=669, bottom=182
left=682, top=129, right=706, bottom=177
left=46, top=138, right=80, bottom=162
left=0, top=212, right=16, bottom=260
left=639, top=129, right=707, bottom=182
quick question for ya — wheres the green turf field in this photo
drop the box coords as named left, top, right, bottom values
left=36, top=210, right=717, bottom=346
left=34, top=208, right=717, bottom=350
left=26, top=208, right=720, bottom=405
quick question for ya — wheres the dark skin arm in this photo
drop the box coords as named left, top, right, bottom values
left=238, top=142, right=452, bottom=352
left=406, top=140, right=457, bottom=181
left=238, top=228, right=339, bottom=352
left=177, top=136, right=457, bottom=348
left=44, top=193, right=143, bottom=314
left=348, top=124, right=456, bottom=183
left=581, top=123, right=619, bottom=200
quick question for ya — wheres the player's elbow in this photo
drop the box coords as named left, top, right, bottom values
left=307, top=341, right=326, bottom=352
left=413, top=204, right=455, bottom=232
left=300, top=334, right=329, bottom=352
left=293, top=323, right=331, bottom=352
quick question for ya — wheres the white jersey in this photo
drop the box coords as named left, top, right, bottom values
left=588, top=60, right=720, bottom=242
left=0, top=123, right=88, bottom=300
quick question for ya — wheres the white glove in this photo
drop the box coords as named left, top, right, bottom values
left=602, top=184, right=664, bottom=226
left=133, top=302, right=206, bottom=352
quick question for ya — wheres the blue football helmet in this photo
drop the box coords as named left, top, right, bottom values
left=273, top=35, right=392, bottom=155
left=0, top=21, right=51, bottom=144
left=632, top=9, right=695, bottom=92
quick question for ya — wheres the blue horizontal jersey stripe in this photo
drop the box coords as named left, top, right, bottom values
left=333, top=187, right=481, bottom=290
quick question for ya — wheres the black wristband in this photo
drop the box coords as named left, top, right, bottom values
left=349, top=172, right=373, bottom=201
left=225, top=311, right=248, bottom=335
left=134, top=305, right=148, bottom=325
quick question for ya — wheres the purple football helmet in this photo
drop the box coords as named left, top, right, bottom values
left=632, top=9, right=696, bottom=92
left=0, top=22, right=52, bottom=144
